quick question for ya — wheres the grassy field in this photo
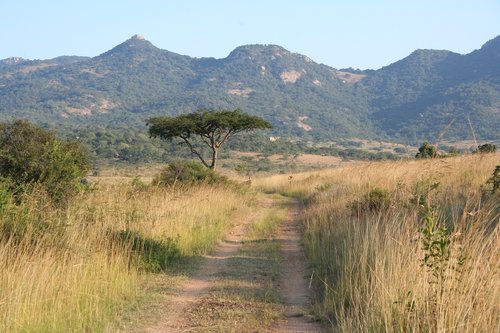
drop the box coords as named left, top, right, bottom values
left=1, top=153, right=497, bottom=332
left=256, top=154, right=499, bottom=332
left=0, top=181, right=250, bottom=332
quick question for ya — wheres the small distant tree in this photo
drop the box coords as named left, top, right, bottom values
left=147, top=109, right=272, bottom=169
left=473, top=143, right=497, bottom=154
left=416, top=142, right=437, bottom=159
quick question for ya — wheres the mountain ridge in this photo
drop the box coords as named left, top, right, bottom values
left=0, top=35, right=498, bottom=143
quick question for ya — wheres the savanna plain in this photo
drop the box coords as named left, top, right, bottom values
left=0, top=153, right=498, bottom=332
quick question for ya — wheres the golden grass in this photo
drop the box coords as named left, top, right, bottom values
left=0, top=182, right=249, bottom=332
left=256, top=154, right=499, bottom=332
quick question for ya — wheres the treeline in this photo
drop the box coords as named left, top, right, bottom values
left=59, top=125, right=399, bottom=164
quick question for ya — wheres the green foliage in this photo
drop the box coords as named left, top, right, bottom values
left=148, top=109, right=272, bottom=142
left=483, top=165, right=500, bottom=198
left=473, top=143, right=497, bottom=154
left=152, top=160, right=228, bottom=187
left=0, top=120, right=90, bottom=205
left=0, top=177, right=12, bottom=214
left=489, top=166, right=500, bottom=194
left=418, top=203, right=465, bottom=309
left=351, top=188, right=391, bottom=214
left=414, top=181, right=465, bottom=313
left=419, top=205, right=451, bottom=279
left=113, top=231, right=181, bottom=272
left=415, top=142, right=437, bottom=159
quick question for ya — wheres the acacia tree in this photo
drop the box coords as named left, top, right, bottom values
left=147, top=109, right=272, bottom=169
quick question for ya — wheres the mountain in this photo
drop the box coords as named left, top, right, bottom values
left=1, top=34, right=499, bottom=143
left=359, top=35, right=500, bottom=141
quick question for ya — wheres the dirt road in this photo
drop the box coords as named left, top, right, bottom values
left=272, top=199, right=322, bottom=332
left=126, top=195, right=323, bottom=332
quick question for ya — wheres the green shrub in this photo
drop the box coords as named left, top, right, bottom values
left=488, top=166, right=500, bottom=194
left=473, top=143, right=497, bottom=154
left=415, top=142, right=437, bottom=159
left=0, top=120, right=91, bottom=205
left=0, top=177, right=12, bottom=214
left=351, top=188, right=391, bottom=214
left=113, top=231, right=181, bottom=272
left=482, top=166, right=500, bottom=201
left=152, top=160, right=228, bottom=187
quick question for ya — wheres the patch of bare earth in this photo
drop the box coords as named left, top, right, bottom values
left=296, top=116, right=312, bottom=132
left=66, top=106, right=92, bottom=116
left=226, top=87, right=253, bottom=97
left=294, top=154, right=342, bottom=166
left=271, top=199, right=322, bottom=333
left=281, top=70, right=303, bottom=83
left=333, top=70, right=366, bottom=84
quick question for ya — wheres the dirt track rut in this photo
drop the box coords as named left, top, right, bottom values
left=135, top=196, right=322, bottom=332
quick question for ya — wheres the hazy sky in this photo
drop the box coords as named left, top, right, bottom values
left=1, top=0, right=499, bottom=69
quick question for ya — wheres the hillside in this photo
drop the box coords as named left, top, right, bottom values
left=360, top=35, right=500, bottom=141
left=1, top=34, right=499, bottom=143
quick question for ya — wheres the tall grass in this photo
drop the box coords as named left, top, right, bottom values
left=0, top=182, right=248, bottom=332
left=257, top=154, right=499, bottom=332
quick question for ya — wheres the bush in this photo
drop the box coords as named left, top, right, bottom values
left=152, top=160, right=228, bottom=187
left=416, top=142, right=437, bottom=159
left=473, top=143, right=497, bottom=154
left=113, top=231, right=181, bottom=272
left=0, top=120, right=91, bottom=205
left=350, top=188, right=391, bottom=214
left=483, top=165, right=500, bottom=197
left=0, top=177, right=12, bottom=214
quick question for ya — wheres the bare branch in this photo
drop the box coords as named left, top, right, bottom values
left=180, top=136, right=210, bottom=168
left=217, top=128, right=235, bottom=148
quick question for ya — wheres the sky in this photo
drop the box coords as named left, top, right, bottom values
left=1, top=0, right=499, bottom=69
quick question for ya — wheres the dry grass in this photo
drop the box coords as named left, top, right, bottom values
left=256, top=154, right=499, bottom=332
left=0, top=182, right=248, bottom=332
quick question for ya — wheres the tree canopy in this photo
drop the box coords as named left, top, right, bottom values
left=147, top=109, right=272, bottom=169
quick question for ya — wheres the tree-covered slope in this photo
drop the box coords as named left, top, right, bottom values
left=1, top=34, right=499, bottom=143
left=359, top=35, right=500, bottom=141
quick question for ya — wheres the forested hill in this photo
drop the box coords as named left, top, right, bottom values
left=1, top=34, right=499, bottom=143
left=359, top=35, right=500, bottom=141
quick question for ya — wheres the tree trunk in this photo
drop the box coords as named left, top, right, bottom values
left=210, top=147, right=218, bottom=169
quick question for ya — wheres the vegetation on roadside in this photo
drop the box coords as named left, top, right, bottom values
left=0, top=173, right=249, bottom=332
left=0, top=120, right=90, bottom=205
left=152, top=160, right=229, bottom=187
left=256, top=154, right=499, bottom=332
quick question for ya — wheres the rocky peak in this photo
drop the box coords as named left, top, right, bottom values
left=97, top=34, right=159, bottom=59
left=132, top=34, right=145, bottom=41
left=1, top=57, right=27, bottom=65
